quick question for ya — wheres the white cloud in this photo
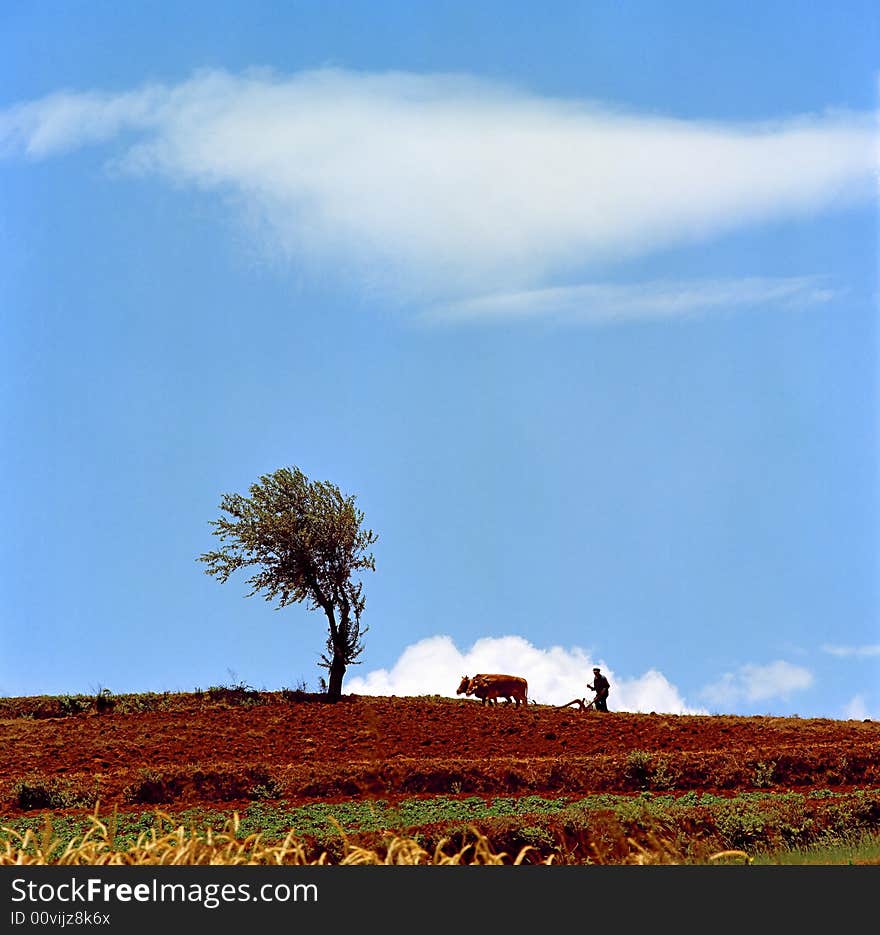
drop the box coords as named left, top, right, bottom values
left=841, top=694, right=874, bottom=720
left=1, top=68, right=875, bottom=306
left=345, top=634, right=705, bottom=714
left=822, top=643, right=880, bottom=658
left=425, top=275, right=836, bottom=324
left=0, top=87, right=164, bottom=158
left=700, top=660, right=814, bottom=707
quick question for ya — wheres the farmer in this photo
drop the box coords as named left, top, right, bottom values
left=587, top=667, right=611, bottom=712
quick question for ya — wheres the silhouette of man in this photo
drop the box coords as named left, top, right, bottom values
left=588, top=667, right=611, bottom=712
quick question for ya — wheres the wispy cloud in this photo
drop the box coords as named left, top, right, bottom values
left=1, top=68, right=875, bottom=306
left=424, top=275, right=836, bottom=324
left=0, top=86, right=164, bottom=158
left=822, top=643, right=880, bottom=658
left=345, top=634, right=705, bottom=714
left=700, top=660, right=814, bottom=707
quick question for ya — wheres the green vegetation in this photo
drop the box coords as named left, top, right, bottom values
left=752, top=832, right=880, bottom=865
left=11, top=777, right=99, bottom=811
left=120, top=765, right=283, bottom=805
left=0, top=686, right=332, bottom=720
left=3, top=789, right=878, bottom=864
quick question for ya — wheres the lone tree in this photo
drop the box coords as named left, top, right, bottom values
left=199, top=466, right=377, bottom=702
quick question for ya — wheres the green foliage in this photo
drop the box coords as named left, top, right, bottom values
left=621, top=751, right=682, bottom=792
left=652, top=755, right=680, bottom=790
left=513, top=824, right=557, bottom=852
left=4, top=789, right=880, bottom=864
left=753, top=831, right=880, bottom=865
left=0, top=690, right=181, bottom=719
left=624, top=750, right=654, bottom=789
left=12, top=776, right=98, bottom=811
left=714, top=800, right=768, bottom=850
left=488, top=795, right=571, bottom=817
left=249, top=779, right=282, bottom=800
left=753, top=760, right=776, bottom=788
left=205, top=680, right=266, bottom=708
left=111, top=692, right=174, bottom=715
left=199, top=466, right=377, bottom=701
left=120, top=766, right=284, bottom=806
left=58, top=694, right=91, bottom=716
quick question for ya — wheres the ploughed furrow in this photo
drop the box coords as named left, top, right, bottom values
left=3, top=693, right=878, bottom=815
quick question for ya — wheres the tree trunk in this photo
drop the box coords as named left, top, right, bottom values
left=327, top=653, right=347, bottom=703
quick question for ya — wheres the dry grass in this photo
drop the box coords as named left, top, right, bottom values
left=0, top=806, right=552, bottom=866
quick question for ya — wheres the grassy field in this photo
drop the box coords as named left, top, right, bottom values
left=4, top=788, right=880, bottom=864
left=752, top=833, right=880, bottom=865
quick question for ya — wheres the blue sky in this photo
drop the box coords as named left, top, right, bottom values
left=2, top=2, right=878, bottom=717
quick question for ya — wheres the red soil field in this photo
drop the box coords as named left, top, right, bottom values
left=3, top=692, right=879, bottom=817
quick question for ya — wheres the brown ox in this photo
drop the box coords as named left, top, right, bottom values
left=456, top=674, right=528, bottom=707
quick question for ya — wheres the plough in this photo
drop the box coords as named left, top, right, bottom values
left=556, top=697, right=596, bottom=711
